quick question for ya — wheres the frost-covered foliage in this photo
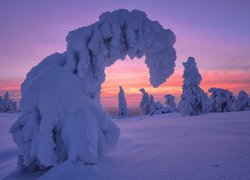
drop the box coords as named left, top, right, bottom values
left=235, top=91, right=250, bottom=111
left=0, top=92, right=18, bottom=113
left=179, top=57, right=209, bottom=116
left=66, top=9, right=176, bottom=100
left=118, top=86, right=129, bottom=118
left=164, top=94, right=177, bottom=112
left=10, top=9, right=176, bottom=171
left=139, top=88, right=151, bottom=115
left=150, top=101, right=167, bottom=115
left=208, top=88, right=236, bottom=112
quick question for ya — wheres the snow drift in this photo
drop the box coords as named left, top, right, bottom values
left=10, top=9, right=176, bottom=170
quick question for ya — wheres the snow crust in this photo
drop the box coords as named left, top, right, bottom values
left=3, top=112, right=250, bottom=179
left=179, top=57, right=209, bottom=116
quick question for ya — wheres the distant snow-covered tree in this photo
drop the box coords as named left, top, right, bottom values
left=235, top=90, right=250, bottom=111
left=151, top=101, right=166, bottom=115
left=139, top=88, right=150, bottom=115
left=149, top=95, right=155, bottom=114
left=165, top=94, right=177, bottom=112
left=208, top=88, right=236, bottom=112
left=0, top=92, right=18, bottom=113
left=179, top=57, right=209, bottom=116
left=118, top=86, right=129, bottom=118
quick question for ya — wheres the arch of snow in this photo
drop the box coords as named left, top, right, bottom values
left=10, top=9, right=176, bottom=170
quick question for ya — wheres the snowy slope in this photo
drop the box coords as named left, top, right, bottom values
left=1, top=112, right=250, bottom=179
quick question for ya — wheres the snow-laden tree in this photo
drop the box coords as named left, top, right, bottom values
left=0, top=92, right=18, bottom=113
left=118, top=86, right=129, bottom=118
left=164, top=94, right=177, bottom=112
left=150, top=101, right=166, bottom=115
left=10, top=9, right=176, bottom=171
left=235, top=90, right=250, bottom=111
left=149, top=95, right=155, bottom=114
left=208, top=88, right=236, bottom=112
left=139, top=88, right=151, bottom=115
left=179, top=57, right=209, bottom=116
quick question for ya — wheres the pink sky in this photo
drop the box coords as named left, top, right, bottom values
left=0, top=0, right=250, bottom=108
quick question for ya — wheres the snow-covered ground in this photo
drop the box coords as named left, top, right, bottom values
left=1, top=111, right=250, bottom=179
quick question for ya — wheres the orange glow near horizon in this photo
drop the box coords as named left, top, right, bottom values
left=0, top=60, right=249, bottom=108
left=101, top=58, right=250, bottom=108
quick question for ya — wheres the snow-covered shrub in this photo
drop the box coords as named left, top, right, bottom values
left=164, top=94, right=177, bottom=112
left=208, top=88, right=236, bottom=112
left=10, top=9, right=176, bottom=171
left=118, top=86, right=129, bottom=118
left=0, top=92, right=18, bottom=113
left=150, top=101, right=166, bottom=115
left=235, top=90, right=250, bottom=111
left=179, top=57, right=209, bottom=116
left=139, top=88, right=151, bottom=115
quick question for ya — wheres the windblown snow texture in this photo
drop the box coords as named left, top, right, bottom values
left=118, top=86, right=129, bottom=118
left=10, top=9, right=176, bottom=170
left=179, top=57, right=209, bottom=116
left=209, top=88, right=236, bottom=112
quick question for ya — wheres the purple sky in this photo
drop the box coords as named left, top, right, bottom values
left=0, top=0, right=250, bottom=105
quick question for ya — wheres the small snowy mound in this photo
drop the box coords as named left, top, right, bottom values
left=10, top=9, right=176, bottom=171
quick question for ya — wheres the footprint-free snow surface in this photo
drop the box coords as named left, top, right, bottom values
left=1, top=111, right=250, bottom=179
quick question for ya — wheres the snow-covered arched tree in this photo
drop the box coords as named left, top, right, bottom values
left=179, top=57, right=209, bottom=116
left=235, top=90, right=250, bottom=111
left=118, top=86, right=129, bottom=118
left=10, top=9, right=176, bottom=170
left=208, top=88, right=236, bottom=112
left=165, top=94, right=177, bottom=112
left=139, top=88, right=151, bottom=115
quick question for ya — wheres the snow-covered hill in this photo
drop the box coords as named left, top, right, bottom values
left=1, top=112, right=250, bottom=179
